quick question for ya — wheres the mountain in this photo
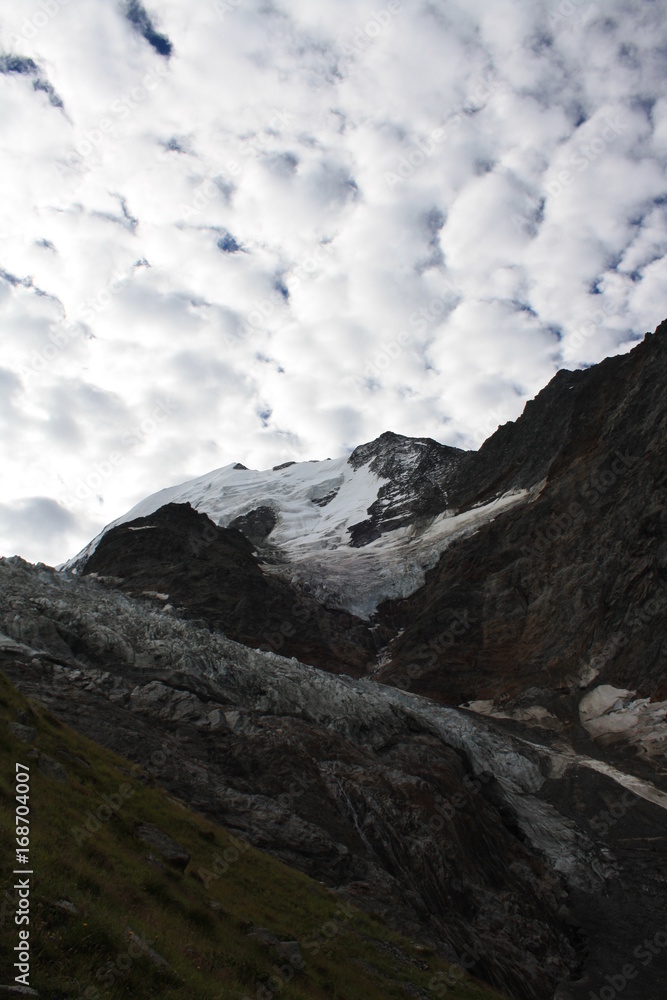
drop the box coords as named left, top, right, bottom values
left=70, top=319, right=667, bottom=731
left=73, top=500, right=387, bottom=676
left=66, top=432, right=520, bottom=621
left=2, top=321, right=666, bottom=1000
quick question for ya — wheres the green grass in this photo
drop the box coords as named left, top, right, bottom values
left=0, top=670, right=506, bottom=999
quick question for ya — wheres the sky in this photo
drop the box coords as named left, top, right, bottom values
left=0, top=0, right=665, bottom=566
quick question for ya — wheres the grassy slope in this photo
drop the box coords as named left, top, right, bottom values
left=0, top=670, right=506, bottom=1000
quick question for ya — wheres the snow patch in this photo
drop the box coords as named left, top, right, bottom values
left=579, top=684, right=635, bottom=722
left=464, top=700, right=560, bottom=728
left=579, top=684, right=667, bottom=756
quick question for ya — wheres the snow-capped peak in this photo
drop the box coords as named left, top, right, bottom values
left=66, top=433, right=528, bottom=618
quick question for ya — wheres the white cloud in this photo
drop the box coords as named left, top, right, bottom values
left=0, top=0, right=665, bottom=565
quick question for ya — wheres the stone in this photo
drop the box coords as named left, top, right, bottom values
left=54, top=899, right=79, bottom=914
left=145, top=853, right=167, bottom=873
left=136, top=824, right=190, bottom=870
left=38, top=754, right=67, bottom=782
left=125, top=928, right=172, bottom=970
left=10, top=723, right=36, bottom=743
left=248, top=929, right=301, bottom=964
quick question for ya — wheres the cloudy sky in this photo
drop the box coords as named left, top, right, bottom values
left=0, top=0, right=665, bottom=565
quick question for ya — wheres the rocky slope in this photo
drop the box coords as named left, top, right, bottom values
left=375, top=322, right=667, bottom=721
left=2, top=557, right=667, bottom=999
left=2, top=668, right=503, bottom=1000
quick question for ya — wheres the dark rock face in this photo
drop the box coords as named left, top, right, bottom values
left=228, top=505, right=278, bottom=544
left=375, top=324, right=667, bottom=712
left=347, top=432, right=464, bottom=546
left=81, top=502, right=385, bottom=676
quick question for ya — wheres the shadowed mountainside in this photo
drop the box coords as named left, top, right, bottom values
left=376, top=322, right=667, bottom=715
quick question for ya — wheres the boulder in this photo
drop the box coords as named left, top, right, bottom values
left=136, top=824, right=190, bottom=870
